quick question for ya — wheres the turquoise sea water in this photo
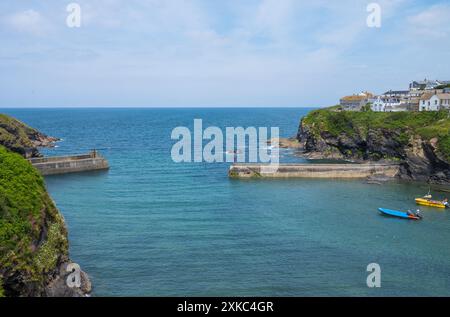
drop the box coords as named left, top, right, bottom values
left=2, top=108, right=450, bottom=296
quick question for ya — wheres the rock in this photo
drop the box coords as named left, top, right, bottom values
left=367, top=174, right=394, bottom=184
left=268, top=137, right=302, bottom=149
left=44, top=262, right=91, bottom=297
left=80, top=271, right=92, bottom=294
left=0, top=113, right=59, bottom=158
left=0, top=121, right=89, bottom=298
left=297, top=109, right=450, bottom=185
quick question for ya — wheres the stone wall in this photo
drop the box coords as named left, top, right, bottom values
left=30, top=153, right=109, bottom=176
left=229, top=163, right=400, bottom=179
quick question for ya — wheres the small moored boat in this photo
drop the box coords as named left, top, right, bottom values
left=378, top=208, right=422, bottom=220
left=415, top=197, right=448, bottom=209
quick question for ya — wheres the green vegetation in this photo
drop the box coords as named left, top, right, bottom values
left=251, top=169, right=262, bottom=178
left=0, top=114, right=41, bottom=156
left=33, top=222, right=67, bottom=275
left=0, top=280, right=4, bottom=297
left=361, top=103, right=373, bottom=112
left=302, top=107, right=450, bottom=161
left=0, top=114, right=68, bottom=295
left=0, top=146, right=68, bottom=293
left=229, top=171, right=239, bottom=178
left=438, top=135, right=450, bottom=162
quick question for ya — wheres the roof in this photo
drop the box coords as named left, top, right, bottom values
left=410, top=79, right=447, bottom=90
left=419, top=93, right=450, bottom=100
left=412, top=79, right=439, bottom=85
left=419, top=93, right=434, bottom=101
left=340, top=95, right=367, bottom=102
left=340, top=91, right=373, bottom=101
left=383, top=90, right=409, bottom=95
left=436, top=93, right=450, bottom=99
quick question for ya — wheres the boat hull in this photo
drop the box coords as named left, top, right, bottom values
left=378, top=208, right=421, bottom=220
left=415, top=198, right=447, bottom=209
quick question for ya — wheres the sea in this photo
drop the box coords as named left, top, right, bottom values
left=2, top=107, right=449, bottom=296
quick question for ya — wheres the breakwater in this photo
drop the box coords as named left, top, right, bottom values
left=29, top=151, right=109, bottom=176
left=229, top=163, right=400, bottom=179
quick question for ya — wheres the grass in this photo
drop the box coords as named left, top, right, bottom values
left=0, top=114, right=42, bottom=156
left=0, top=146, right=68, bottom=293
left=438, top=135, right=450, bottom=162
left=302, top=108, right=450, bottom=161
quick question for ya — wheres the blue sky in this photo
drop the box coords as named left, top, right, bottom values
left=0, top=0, right=449, bottom=107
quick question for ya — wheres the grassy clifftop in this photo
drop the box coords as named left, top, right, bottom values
left=0, top=114, right=57, bottom=158
left=0, top=146, right=69, bottom=296
left=301, top=107, right=450, bottom=161
left=0, top=114, right=90, bottom=296
left=298, top=107, right=450, bottom=184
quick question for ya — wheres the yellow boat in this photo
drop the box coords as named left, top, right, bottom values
left=415, top=197, right=448, bottom=209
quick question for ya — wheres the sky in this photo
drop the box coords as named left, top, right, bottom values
left=0, top=0, right=449, bottom=108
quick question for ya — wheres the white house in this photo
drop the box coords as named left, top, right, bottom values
left=439, top=93, right=450, bottom=110
left=340, top=91, right=374, bottom=111
left=433, top=93, right=450, bottom=110
left=419, top=93, right=450, bottom=111
left=420, top=93, right=437, bottom=111
left=410, top=79, right=450, bottom=91
left=371, top=90, right=409, bottom=112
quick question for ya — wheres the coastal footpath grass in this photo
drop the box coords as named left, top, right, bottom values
left=302, top=107, right=450, bottom=161
left=0, top=146, right=68, bottom=294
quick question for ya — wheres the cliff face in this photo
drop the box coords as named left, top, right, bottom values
left=297, top=107, right=450, bottom=185
left=0, top=114, right=58, bottom=158
left=0, top=114, right=90, bottom=297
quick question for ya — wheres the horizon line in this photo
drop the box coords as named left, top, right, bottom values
left=0, top=105, right=325, bottom=109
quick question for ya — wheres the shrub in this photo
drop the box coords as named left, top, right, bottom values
left=0, top=146, right=68, bottom=290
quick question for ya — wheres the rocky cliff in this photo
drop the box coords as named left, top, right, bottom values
left=0, top=114, right=90, bottom=297
left=297, top=107, right=450, bottom=185
left=0, top=114, right=59, bottom=158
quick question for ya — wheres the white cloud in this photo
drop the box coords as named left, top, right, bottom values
left=3, top=9, right=50, bottom=35
left=1, top=0, right=449, bottom=107
left=408, top=4, right=450, bottom=38
left=254, top=0, right=296, bottom=39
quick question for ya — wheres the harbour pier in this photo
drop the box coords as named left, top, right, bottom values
left=29, top=150, right=109, bottom=176
left=229, top=163, right=400, bottom=179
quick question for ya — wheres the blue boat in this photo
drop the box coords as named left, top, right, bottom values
left=378, top=208, right=422, bottom=220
